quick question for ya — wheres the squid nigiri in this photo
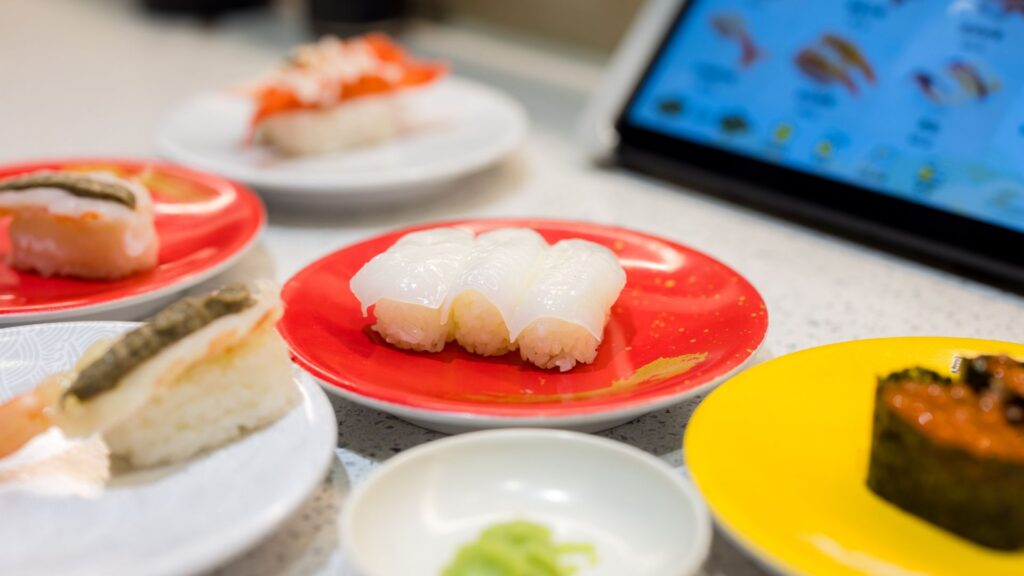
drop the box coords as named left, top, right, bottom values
left=509, top=239, right=627, bottom=371
left=0, top=281, right=297, bottom=468
left=0, top=171, right=159, bottom=279
left=348, top=227, right=627, bottom=371
left=349, top=228, right=474, bottom=352
left=449, top=228, right=548, bottom=356
left=249, top=34, right=447, bottom=156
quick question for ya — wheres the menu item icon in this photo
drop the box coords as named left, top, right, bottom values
left=815, top=139, right=835, bottom=160
left=914, top=163, right=942, bottom=193
left=711, top=12, right=764, bottom=69
left=795, top=34, right=875, bottom=95
left=950, top=61, right=1000, bottom=100
left=912, top=60, right=1001, bottom=106
left=658, top=97, right=685, bottom=116
left=772, top=122, right=794, bottom=144
left=720, top=113, right=751, bottom=134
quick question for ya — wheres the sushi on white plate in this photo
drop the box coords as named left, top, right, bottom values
left=0, top=281, right=297, bottom=468
left=247, top=33, right=447, bottom=156
left=348, top=227, right=628, bottom=372
left=0, top=170, right=159, bottom=279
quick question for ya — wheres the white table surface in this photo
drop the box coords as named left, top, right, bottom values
left=1, top=1, right=1022, bottom=575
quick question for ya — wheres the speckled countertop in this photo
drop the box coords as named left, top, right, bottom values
left=2, top=1, right=1022, bottom=575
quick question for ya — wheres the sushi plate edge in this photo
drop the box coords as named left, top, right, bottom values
left=281, top=218, right=769, bottom=433
left=155, top=77, right=529, bottom=206
left=0, top=321, right=337, bottom=576
left=684, top=336, right=1024, bottom=576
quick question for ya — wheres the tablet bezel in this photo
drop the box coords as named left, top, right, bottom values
left=610, top=0, right=1024, bottom=285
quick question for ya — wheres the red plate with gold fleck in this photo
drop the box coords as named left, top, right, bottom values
left=280, top=219, right=767, bottom=433
left=0, top=159, right=264, bottom=326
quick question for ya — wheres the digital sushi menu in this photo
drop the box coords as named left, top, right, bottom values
left=627, top=0, right=1024, bottom=233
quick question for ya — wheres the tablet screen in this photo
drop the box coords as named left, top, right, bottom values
left=624, top=0, right=1024, bottom=233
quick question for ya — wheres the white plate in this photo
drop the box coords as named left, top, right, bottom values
left=0, top=322, right=338, bottom=576
left=341, top=429, right=711, bottom=576
left=156, top=78, right=528, bottom=208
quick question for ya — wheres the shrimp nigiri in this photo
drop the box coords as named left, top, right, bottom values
left=0, top=281, right=297, bottom=468
left=0, top=170, right=158, bottom=279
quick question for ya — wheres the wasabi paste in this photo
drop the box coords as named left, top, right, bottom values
left=442, top=520, right=596, bottom=576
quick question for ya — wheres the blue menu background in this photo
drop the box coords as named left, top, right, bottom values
left=627, top=0, right=1024, bottom=233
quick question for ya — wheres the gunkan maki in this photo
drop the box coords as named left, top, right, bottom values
left=867, top=355, right=1024, bottom=550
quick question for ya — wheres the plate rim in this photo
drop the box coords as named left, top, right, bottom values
left=683, top=336, right=1024, bottom=576
left=340, top=428, right=713, bottom=576
left=0, top=158, right=266, bottom=323
left=307, top=342, right=762, bottom=428
left=0, top=320, right=338, bottom=576
left=281, top=217, right=769, bottom=424
left=154, top=76, right=529, bottom=194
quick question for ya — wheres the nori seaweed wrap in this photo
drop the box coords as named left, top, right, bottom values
left=867, top=356, right=1024, bottom=550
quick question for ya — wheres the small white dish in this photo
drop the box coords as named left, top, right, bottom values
left=156, top=77, right=527, bottom=208
left=341, top=429, right=711, bottom=576
left=0, top=322, right=338, bottom=576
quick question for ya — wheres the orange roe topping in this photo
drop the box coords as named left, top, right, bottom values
left=884, top=378, right=1024, bottom=462
left=249, top=33, right=446, bottom=127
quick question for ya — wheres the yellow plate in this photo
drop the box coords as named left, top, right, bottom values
left=685, top=337, right=1024, bottom=576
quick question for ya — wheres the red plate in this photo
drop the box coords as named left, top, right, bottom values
left=0, top=158, right=264, bottom=324
left=280, top=219, right=768, bottom=431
